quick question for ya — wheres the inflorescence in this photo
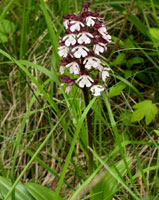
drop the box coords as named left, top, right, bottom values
left=58, top=2, right=111, bottom=96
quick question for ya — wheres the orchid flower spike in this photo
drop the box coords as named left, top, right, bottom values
left=58, top=2, right=111, bottom=96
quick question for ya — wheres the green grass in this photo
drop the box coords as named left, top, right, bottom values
left=0, top=0, right=159, bottom=199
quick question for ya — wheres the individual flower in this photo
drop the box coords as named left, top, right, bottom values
left=102, top=68, right=110, bottom=82
left=58, top=46, right=69, bottom=57
left=72, top=45, right=89, bottom=58
left=63, top=34, right=76, bottom=46
left=70, top=20, right=85, bottom=32
left=90, top=85, right=104, bottom=96
left=98, top=26, right=107, bottom=35
left=83, top=56, right=103, bottom=71
left=77, top=32, right=93, bottom=44
left=102, top=33, right=111, bottom=43
left=66, top=62, right=80, bottom=75
left=60, top=66, right=65, bottom=74
left=93, top=43, right=107, bottom=55
left=85, top=16, right=96, bottom=26
left=63, top=19, right=69, bottom=29
left=76, top=75, right=94, bottom=88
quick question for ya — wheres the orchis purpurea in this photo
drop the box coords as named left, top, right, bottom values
left=58, top=2, right=111, bottom=96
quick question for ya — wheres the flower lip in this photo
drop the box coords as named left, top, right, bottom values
left=58, top=46, right=69, bottom=57
left=70, top=20, right=85, bottom=32
left=60, top=66, right=65, bottom=74
left=76, top=75, right=94, bottom=88
left=102, top=68, right=110, bottom=82
left=63, top=20, right=69, bottom=29
left=85, top=16, right=96, bottom=27
left=77, top=32, right=93, bottom=44
left=66, top=62, right=80, bottom=75
left=62, top=34, right=76, bottom=46
left=90, top=85, right=105, bottom=96
left=93, top=43, right=107, bottom=55
left=72, top=45, right=89, bottom=58
left=83, top=56, right=103, bottom=71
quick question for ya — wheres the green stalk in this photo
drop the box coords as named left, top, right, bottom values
left=83, top=87, right=93, bottom=174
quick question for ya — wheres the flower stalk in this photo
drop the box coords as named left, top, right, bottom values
left=83, top=86, right=93, bottom=173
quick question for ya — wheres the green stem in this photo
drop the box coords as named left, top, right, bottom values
left=83, top=87, right=93, bottom=174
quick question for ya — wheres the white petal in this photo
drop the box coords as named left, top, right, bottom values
left=102, top=68, right=110, bottom=82
left=93, top=43, right=106, bottom=55
left=81, top=50, right=88, bottom=57
left=65, top=86, right=72, bottom=94
left=86, top=16, right=96, bottom=26
left=72, top=46, right=89, bottom=58
left=70, top=21, right=84, bottom=32
left=60, top=66, right=65, bottom=74
left=74, top=51, right=81, bottom=58
left=102, top=34, right=112, bottom=42
left=90, top=85, right=104, bottom=96
left=63, top=34, right=76, bottom=47
left=84, top=57, right=103, bottom=70
left=77, top=32, right=93, bottom=44
left=63, top=20, right=69, bottom=29
left=58, top=46, right=69, bottom=57
left=98, top=26, right=107, bottom=35
left=66, top=62, right=80, bottom=75
left=76, top=75, right=94, bottom=88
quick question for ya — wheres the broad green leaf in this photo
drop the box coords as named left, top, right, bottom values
left=108, top=82, right=126, bottom=98
left=93, top=157, right=132, bottom=200
left=124, top=70, right=133, bottom=79
left=124, top=35, right=135, bottom=49
left=131, top=100, right=158, bottom=125
left=154, top=130, right=159, bottom=136
left=0, top=19, right=16, bottom=34
left=112, top=53, right=126, bottom=65
left=0, top=32, right=8, bottom=43
left=127, top=57, right=144, bottom=68
left=111, top=36, right=124, bottom=46
left=0, top=176, right=35, bottom=200
left=25, top=183, right=63, bottom=200
left=149, top=28, right=159, bottom=47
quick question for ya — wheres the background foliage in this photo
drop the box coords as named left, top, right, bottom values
left=0, top=0, right=159, bottom=199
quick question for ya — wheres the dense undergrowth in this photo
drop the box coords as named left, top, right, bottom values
left=0, top=0, right=159, bottom=199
